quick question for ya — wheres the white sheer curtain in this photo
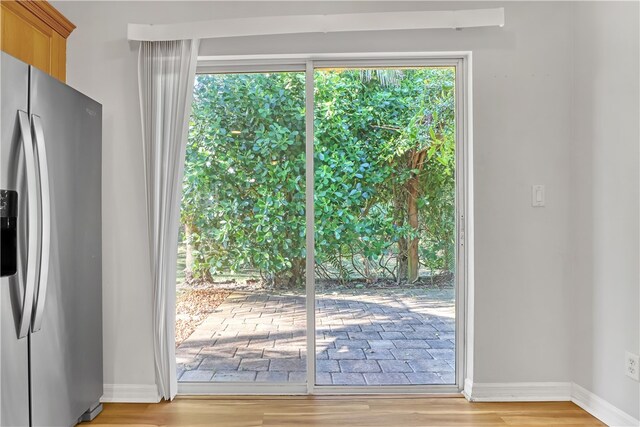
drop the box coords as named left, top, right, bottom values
left=138, top=39, right=199, bottom=400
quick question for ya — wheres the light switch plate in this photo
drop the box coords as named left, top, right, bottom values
left=532, top=185, right=545, bottom=207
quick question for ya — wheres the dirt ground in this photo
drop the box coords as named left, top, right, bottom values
left=175, top=287, right=231, bottom=346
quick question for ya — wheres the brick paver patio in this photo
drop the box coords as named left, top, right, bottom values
left=176, top=288, right=455, bottom=385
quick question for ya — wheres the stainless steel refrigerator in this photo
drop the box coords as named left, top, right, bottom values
left=1, top=52, right=103, bottom=427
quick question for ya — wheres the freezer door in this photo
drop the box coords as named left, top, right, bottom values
left=0, top=53, right=31, bottom=427
left=28, top=67, right=103, bottom=427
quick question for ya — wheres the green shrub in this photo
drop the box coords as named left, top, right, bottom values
left=182, top=68, right=456, bottom=286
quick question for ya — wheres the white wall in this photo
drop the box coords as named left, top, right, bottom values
left=51, top=1, right=637, bottom=414
left=570, top=2, right=640, bottom=420
left=202, top=0, right=579, bottom=384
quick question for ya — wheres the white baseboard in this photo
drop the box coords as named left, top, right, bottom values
left=571, top=383, right=639, bottom=427
left=464, top=379, right=639, bottom=426
left=464, top=380, right=572, bottom=402
left=101, top=384, right=161, bottom=403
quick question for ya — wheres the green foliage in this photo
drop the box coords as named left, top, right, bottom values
left=183, top=73, right=306, bottom=285
left=182, top=68, right=456, bottom=286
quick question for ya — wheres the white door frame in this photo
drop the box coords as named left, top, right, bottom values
left=179, top=52, right=473, bottom=396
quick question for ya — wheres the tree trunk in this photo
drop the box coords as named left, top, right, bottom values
left=184, top=222, right=195, bottom=281
left=274, top=258, right=307, bottom=288
left=397, top=238, right=408, bottom=284
left=394, top=191, right=408, bottom=283
left=363, top=256, right=374, bottom=283
left=281, top=257, right=305, bottom=288
left=406, top=173, right=420, bottom=282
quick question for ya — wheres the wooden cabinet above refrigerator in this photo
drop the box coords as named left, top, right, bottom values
left=1, top=0, right=75, bottom=82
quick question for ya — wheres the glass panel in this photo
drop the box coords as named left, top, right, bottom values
left=314, top=67, right=457, bottom=386
left=176, top=72, right=307, bottom=383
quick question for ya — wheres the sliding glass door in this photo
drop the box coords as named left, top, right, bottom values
left=176, top=58, right=465, bottom=393
left=175, top=72, right=307, bottom=384
left=313, top=66, right=457, bottom=387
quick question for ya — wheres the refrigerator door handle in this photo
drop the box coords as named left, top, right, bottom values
left=17, top=111, right=39, bottom=339
left=31, top=115, right=51, bottom=333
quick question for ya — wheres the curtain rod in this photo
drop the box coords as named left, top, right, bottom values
left=128, top=8, right=505, bottom=42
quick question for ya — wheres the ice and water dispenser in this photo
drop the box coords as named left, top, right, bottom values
left=1, top=189, right=18, bottom=277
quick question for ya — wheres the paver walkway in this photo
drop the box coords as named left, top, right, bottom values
left=176, top=289, right=455, bottom=385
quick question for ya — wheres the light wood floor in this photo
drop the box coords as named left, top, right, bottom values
left=86, top=396, right=605, bottom=426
